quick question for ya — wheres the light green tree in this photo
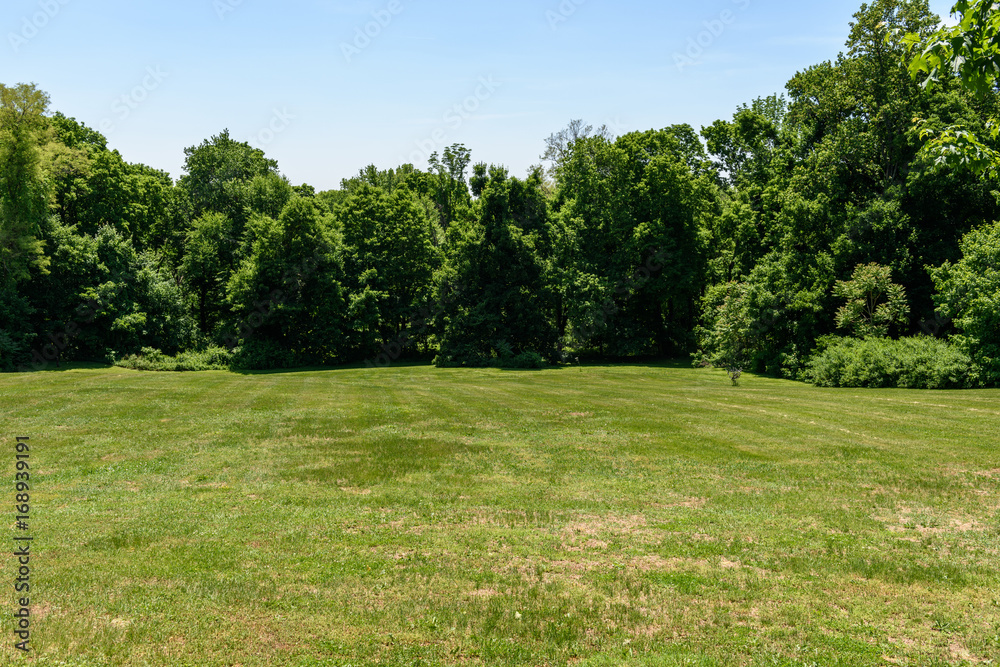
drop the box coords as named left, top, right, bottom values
left=0, top=83, right=51, bottom=285
left=339, top=183, right=441, bottom=358
left=427, top=144, right=472, bottom=230
left=930, top=220, right=1000, bottom=384
left=178, top=129, right=284, bottom=231
left=833, top=263, right=910, bottom=338
left=904, top=0, right=1000, bottom=178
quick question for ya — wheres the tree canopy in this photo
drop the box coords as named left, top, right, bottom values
left=2, top=0, right=999, bottom=387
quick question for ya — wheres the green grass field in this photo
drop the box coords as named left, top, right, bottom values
left=2, top=362, right=999, bottom=666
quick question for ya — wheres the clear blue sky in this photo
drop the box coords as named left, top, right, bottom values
left=3, top=0, right=959, bottom=191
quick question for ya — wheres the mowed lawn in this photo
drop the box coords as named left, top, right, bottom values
left=1, top=363, right=999, bottom=666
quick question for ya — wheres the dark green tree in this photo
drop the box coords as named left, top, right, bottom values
left=178, top=129, right=285, bottom=233
left=696, top=0, right=999, bottom=375
left=181, top=212, right=237, bottom=337
left=226, top=197, right=347, bottom=366
left=22, top=223, right=195, bottom=362
left=551, top=128, right=715, bottom=357
left=435, top=168, right=558, bottom=367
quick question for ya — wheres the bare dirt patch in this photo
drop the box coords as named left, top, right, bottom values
left=564, top=513, right=648, bottom=537
left=629, top=555, right=688, bottom=572
left=467, top=588, right=502, bottom=598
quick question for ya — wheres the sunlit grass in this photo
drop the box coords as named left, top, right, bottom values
left=1, top=362, right=998, bottom=665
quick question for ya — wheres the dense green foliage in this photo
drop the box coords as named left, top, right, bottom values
left=833, top=263, right=910, bottom=338
left=435, top=167, right=559, bottom=367
left=2, top=0, right=998, bottom=382
left=805, top=335, right=975, bottom=388
left=930, top=220, right=1000, bottom=384
left=113, top=345, right=232, bottom=371
left=0, top=83, right=51, bottom=286
left=905, top=0, right=1000, bottom=178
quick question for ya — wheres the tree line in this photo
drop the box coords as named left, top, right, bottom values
left=2, top=0, right=999, bottom=387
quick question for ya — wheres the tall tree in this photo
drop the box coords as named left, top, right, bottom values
left=436, top=168, right=558, bottom=366
left=0, top=83, right=51, bottom=285
left=226, top=197, right=347, bottom=366
left=552, top=128, right=714, bottom=356
left=181, top=212, right=237, bottom=337
left=339, top=183, right=441, bottom=358
left=178, top=129, right=284, bottom=231
left=427, top=144, right=473, bottom=230
left=541, top=119, right=613, bottom=179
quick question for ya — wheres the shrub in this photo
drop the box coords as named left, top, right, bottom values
left=805, top=336, right=975, bottom=389
left=499, top=350, right=547, bottom=369
left=228, top=339, right=297, bottom=371
left=694, top=259, right=824, bottom=378
left=434, top=346, right=549, bottom=369
left=114, top=346, right=233, bottom=372
left=433, top=342, right=495, bottom=368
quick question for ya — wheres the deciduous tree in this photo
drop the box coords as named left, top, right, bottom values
left=0, top=83, right=51, bottom=285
